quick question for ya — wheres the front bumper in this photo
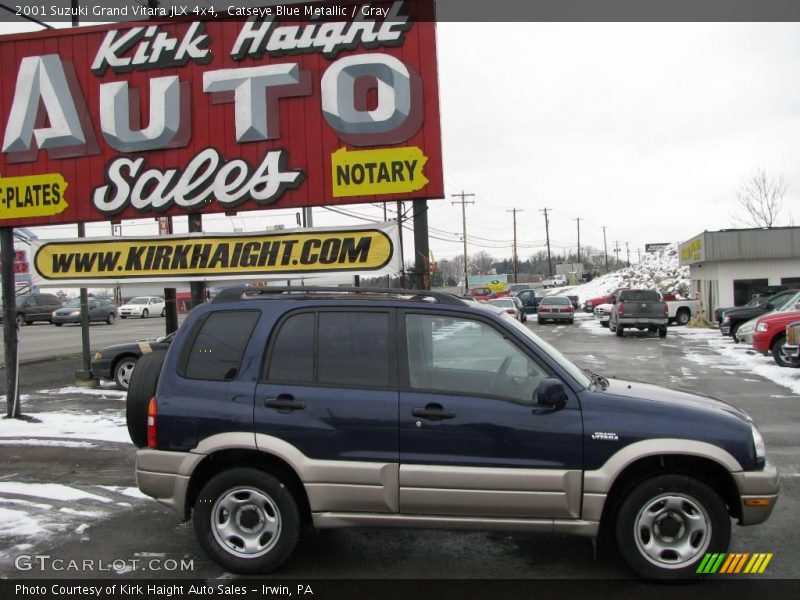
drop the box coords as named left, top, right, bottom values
left=90, top=357, right=114, bottom=379
left=732, top=462, right=780, bottom=525
left=51, top=315, right=81, bottom=324
left=120, top=310, right=143, bottom=317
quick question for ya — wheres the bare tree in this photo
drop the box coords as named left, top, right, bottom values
left=734, top=169, right=787, bottom=228
left=470, top=251, right=495, bottom=275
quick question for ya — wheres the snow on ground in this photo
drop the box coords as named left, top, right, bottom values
left=0, top=483, right=153, bottom=558
left=0, top=410, right=129, bottom=443
left=0, top=439, right=96, bottom=448
left=543, top=243, right=691, bottom=304
left=674, top=327, right=800, bottom=397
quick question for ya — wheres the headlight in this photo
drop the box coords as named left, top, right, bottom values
left=756, top=322, right=769, bottom=332
left=751, top=424, right=766, bottom=463
left=70, top=310, right=80, bottom=316
left=722, top=316, right=730, bottom=323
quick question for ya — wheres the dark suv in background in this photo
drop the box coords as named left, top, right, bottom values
left=1, top=293, right=63, bottom=326
left=128, top=287, right=777, bottom=580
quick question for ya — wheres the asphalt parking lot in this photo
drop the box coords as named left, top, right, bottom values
left=0, top=312, right=797, bottom=581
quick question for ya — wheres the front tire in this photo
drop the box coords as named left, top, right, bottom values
left=141, top=308, right=149, bottom=319
left=615, top=474, right=730, bottom=580
left=114, top=356, right=138, bottom=390
left=193, top=468, right=301, bottom=574
left=772, top=335, right=800, bottom=368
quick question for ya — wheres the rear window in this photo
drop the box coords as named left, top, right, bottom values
left=620, top=290, right=661, bottom=302
left=541, top=296, right=570, bottom=305
left=183, top=311, right=260, bottom=381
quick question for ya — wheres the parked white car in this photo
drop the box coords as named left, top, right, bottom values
left=119, top=296, right=165, bottom=319
left=593, top=303, right=613, bottom=327
left=542, top=274, right=567, bottom=288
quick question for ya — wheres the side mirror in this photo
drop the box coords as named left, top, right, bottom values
left=536, top=378, right=567, bottom=409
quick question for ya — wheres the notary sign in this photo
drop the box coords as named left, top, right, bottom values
left=32, top=223, right=399, bottom=285
left=0, top=1, right=443, bottom=227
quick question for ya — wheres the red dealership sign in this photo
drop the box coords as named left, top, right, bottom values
left=0, top=1, right=442, bottom=228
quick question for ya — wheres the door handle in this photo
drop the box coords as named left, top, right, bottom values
left=412, top=404, right=455, bottom=420
left=264, top=395, right=306, bottom=411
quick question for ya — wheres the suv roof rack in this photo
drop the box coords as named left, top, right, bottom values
left=212, top=286, right=468, bottom=306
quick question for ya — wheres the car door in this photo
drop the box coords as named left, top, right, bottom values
left=255, top=308, right=400, bottom=514
left=398, top=311, right=583, bottom=519
left=517, top=290, right=537, bottom=314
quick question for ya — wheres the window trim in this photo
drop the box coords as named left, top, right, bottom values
left=398, top=309, right=562, bottom=406
left=261, top=307, right=398, bottom=391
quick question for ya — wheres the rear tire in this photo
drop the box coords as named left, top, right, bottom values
left=615, top=322, right=624, bottom=337
left=107, top=313, right=115, bottom=325
left=193, top=468, right=301, bottom=574
left=126, top=350, right=166, bottom=448
left=615, top=474, right=730, bottom=580
left=729, top=322, right=740, bottom=341
left=675, top=310, right=691, bottom=326
left=658, top=326, right=668, bottom=338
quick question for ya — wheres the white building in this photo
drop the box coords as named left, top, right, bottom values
left=679, top=227, right=800, bottom=318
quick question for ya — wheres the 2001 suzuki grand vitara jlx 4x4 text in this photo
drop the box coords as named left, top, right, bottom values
left=127, top=287, right=778, bottom=580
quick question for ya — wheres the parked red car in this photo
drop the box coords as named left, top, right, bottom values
left=752, top=309, right=800, bottom=367
left=582, top=287, right=629, bottom=313
left=467, top=286, right=510, bottom=301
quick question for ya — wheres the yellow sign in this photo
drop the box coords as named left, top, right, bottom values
left=0, top=173, right=69, bottom=220
left=680, top=235, right=703, bottom=263
left=331, top=146, right=429, bottom=197
left=487, top=280, right=507, bottom=293
left=33, top=227, right=396, bottom=283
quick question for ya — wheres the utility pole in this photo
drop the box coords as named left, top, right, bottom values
left=541, top=208, right=553, bottom=277
left=574, top=217, right=582, bottom=264
left=506, top=208, right=523, bottom=283
left=614, top=241, right=621, bottom=267
left=602, top=226, right=609, bottom=273
left=625, top=242, right=631, bottom=267
left=637, top=248, right=642, bottom=263
left=384, top=204, right=390, bottom=288
left=451, top=192, right=475, bottom=293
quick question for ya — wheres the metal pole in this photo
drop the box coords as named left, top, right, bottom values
left=397, top=201, right=405, bottom=288
left=1, top=228, right=20, bottom=417
left=541, top=208, right=553, bottom=277
left=412, top=199, right=430, bottom=290
left=75, top=222, right=94, bottom=384
left=188, top=214, right=206, bottom=308
left=506, top=208, right=522, bottom=284
left=602, top=226, right=609, bottom=273
left=384, top=204, right=390, bottom=288
left=575, top=217, right=582, bottom=264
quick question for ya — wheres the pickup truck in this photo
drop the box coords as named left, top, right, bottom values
left=752, top=308, right=800, bottom=367
left=609, top=289, right=669, bottom=337
left=666, top=297, right=697, bottom=326
left=542, top=274, right=567, bottom=288
left=719, top=289, right=799, bottom=339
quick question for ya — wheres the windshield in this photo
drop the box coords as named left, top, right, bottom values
left=128, top=297, right=149, bottom=304
left=502, top=315, right=591, bottom=388
left=65, top=299, right=80, bottom=307
left=774, top=291, right=800, bottom=311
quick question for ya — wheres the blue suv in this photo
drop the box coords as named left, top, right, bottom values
left=127, top=287, right=778, bottom=579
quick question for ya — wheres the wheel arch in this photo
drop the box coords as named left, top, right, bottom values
left=596, top=454, right=742, bottom=536
left=185, top=448, right=311, bottom=525
left=769, top=332, right=785, bottom=351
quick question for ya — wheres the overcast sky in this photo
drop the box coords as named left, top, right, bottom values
left=2, top=19, right=800, bottom=265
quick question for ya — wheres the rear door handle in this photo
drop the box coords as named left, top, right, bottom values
left=264, top=395, right=306, bottom=411
left=412, top=404, right=455, bottom=420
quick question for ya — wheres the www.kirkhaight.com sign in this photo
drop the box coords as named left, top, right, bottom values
left=31, top=223, right=399, bottom=285
left=0, top=1, right=442, bottom=228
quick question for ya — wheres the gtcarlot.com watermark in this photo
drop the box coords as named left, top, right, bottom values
left=14, top=554, right=194, bottom=573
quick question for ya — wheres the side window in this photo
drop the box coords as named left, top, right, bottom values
left=266, top=312, right=315, bottom=384
left=405, top=314, right=548, bottom=404
left=317, top=312, right=390, bottom=388
left=184, top=311, right=260, bottom=381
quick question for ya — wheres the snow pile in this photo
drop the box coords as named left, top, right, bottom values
left=0, top=410, right=129, bottom=444
left=548, top=243, right=691, bottom=303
